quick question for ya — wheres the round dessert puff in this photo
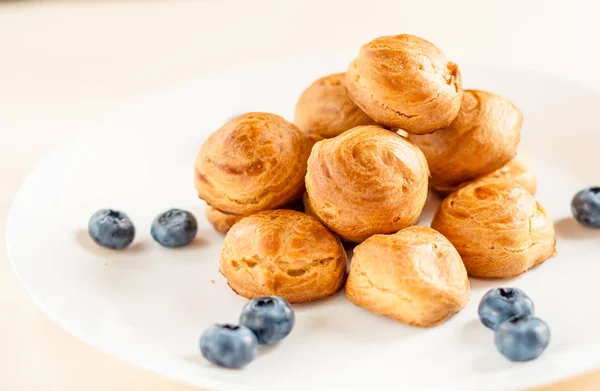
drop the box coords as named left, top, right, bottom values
left=346, top=226, right=470, bottom=327
left=305, top=125, right=429, bottom=243
left=194, top=112, right=312, bottom=215
left=431, top=178, right=555, bottom=278
left=205, top=206, right=244, bottom=234
left=220, top=210, right=347, bottom=303
left=294, top=73, right=375, bottom=140
left=409, top=90, right=522, bottom=193
left=479, top=151, right=537, bottom=195
left=345, top=34, right=463, bottom=134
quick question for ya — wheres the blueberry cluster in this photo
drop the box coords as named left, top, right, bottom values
left=200, top=296, right=295, bottom=369
left=478, top=288, right=550, bottom=362
left=88, top=208, right=198, bottom=249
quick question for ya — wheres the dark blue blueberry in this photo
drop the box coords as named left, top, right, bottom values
left=571, top=187, right=600, bottom=228
left=239, top=296, right=295, bottom=345
left=478, top=288, right=534, bottom=330
left=88, top=209, right=135, bottom=249
left=495, top=315, right=550, bottom=362
left=151, top=209, right=197, bottom=248
left=200, top=324, right=257, bottom=369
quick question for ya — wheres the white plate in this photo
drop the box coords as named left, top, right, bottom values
left=6, top=57, right=600, bottom=391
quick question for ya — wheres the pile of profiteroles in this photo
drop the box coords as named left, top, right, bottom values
left=194, top=34, right=556, bottom=328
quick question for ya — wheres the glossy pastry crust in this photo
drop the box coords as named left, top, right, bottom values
left=345, top=34, right=463, bottom=134
left=194, top=112, right=312, bottom=215
left=346, top=226, right=470, bottom=326
left=431, top=178, right=555, bottom=278
left=305, top=125, right=429, bottom=242
left=294, top=73, right=375, bottom=140
left=220, top=210, right=347, bottom=303
left=410, top=90, right=522, bottom=193
left=205, top=205, right=244, bottom=234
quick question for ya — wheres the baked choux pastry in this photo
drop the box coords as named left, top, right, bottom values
left=479, top=151, right=536, bottom=194
left=294, top=73, right=375, bottom=140
left=345, top=34, right=462, bottom=134
left=305, top=125, right=429, bottom=242
left=205, top=205, right=244, bottom=234
left=346, top=226, right=469, bottom=327
left=195, top=112, right=312, bottom=215
left=220, top=210, right=347, bottom=303
left=409, top=90, right=522, bottom=193
left=431, top=178, right=555, bottom=278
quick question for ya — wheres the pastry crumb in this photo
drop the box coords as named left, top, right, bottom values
left=211, top=279, right=215, bottom=284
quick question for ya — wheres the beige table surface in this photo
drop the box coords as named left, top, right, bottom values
left=1, top=1, right=600, bottom=390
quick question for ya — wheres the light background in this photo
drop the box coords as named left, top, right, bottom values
left=1, top=1, right=599, bottom=390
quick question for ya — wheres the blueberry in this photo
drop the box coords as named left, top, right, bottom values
left=495, top=315, right=550, bottom=362
left=572, top=187, right=600, bottom=228
left=151, top=209, right=197, bottom=248
left=200, top=324, right=257, bottom=369
left=239, top=296, right=295, bottom=345
left=478, top=288, right=534, bottom=330
left=88, top=209, right=135, bottom=249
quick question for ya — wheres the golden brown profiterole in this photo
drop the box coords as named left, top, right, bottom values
left=305, top=125, right=429, bottom=242
left=194, top=112, right=312, bottom=216
left=409, top=90, right=522, bottom=193
left=294, top=73, right=375, bottom=140
left=346, top=226, right=469, bottom=326
left=431, top=178, right=555, bottom=278
left=345, top=34, right=463, bottom=135
left=220, top=210, right=347, bottom=303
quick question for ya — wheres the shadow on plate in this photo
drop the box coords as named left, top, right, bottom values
left=152, top=236, right=210, bottom=252
left=472, top=352, right=513, bottom=374
left=459, top=318, right=492, bottom=350
left=293, top=291, right=423, bottom=344
left=182, top=340, right=280, bottom=370
left=554, top=216, right=600, bottom=240
left=74, top=229, right=147, bottom=256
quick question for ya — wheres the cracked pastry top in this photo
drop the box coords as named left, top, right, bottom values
left=294, top=72, right=376, bottom=140
left=220, top=210, right=347, bottom=303
left=346, top=226, right=470, bottom=327
left=345, top=34, right=463, bottom=135
left=409, top=90, right=522, bottom=193
left=305, top=125, right=429, bottom=243
left=431, top=178, right=555, bottom=278
left=194, top=112, right=313, bottom=216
